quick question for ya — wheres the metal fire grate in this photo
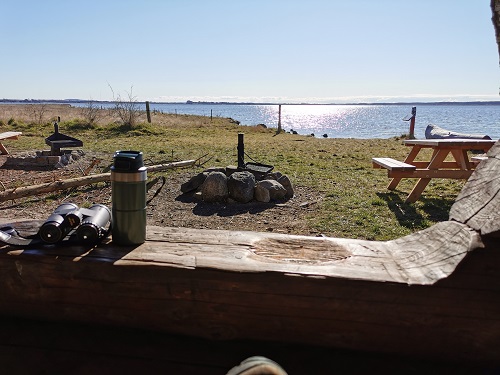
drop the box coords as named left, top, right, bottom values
left=45, top=121, right=83, bottom=156
left=244, top=162, right=274, bottom=174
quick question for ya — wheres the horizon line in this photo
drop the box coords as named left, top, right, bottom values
left=2, top=98, right=500, bottom=106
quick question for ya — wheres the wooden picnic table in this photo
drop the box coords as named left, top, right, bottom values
left=0, top=131, right=22, bottom=155
left=373, top=138, right=496, bottom=203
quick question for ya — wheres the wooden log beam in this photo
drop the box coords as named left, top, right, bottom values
left=0, top=159, right=195, bottom=202
left=0, top=219, right=498, bottom=363
left=450, top=142, right=500, bottom=236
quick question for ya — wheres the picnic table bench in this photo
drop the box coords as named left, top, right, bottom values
left=372, top=138, right=496, bottom=203
left=372, top=157, right=416, bottom=172
left=471, top=155, right=488, bottom=164
left=0, top=131, right=22, bottom=155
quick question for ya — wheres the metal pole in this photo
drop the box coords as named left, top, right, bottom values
left=237, top=133, right=245, bottom=169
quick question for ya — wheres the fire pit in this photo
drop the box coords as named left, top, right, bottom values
left=45, top=120, right=83, bottom=156
left=2, top=119, right=86, bottom=169
left=180, top=133, right=294, bottom=204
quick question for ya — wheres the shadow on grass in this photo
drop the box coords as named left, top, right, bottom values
left=377, top=192, right=455, bottom=229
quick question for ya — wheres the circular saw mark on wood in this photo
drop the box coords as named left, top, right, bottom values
left=251, top=237, right=351, bottom=264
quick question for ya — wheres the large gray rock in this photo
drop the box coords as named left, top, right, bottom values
left=227, top=171, right=256, bottom=203
left=264, top=171, right=283, bottom=181
left=254, top=183, right=271, bottom=202
left=204, top=166, right=227, bottom=174
left=181, top=172, right=208, bottom=193
left=201, top=172, right=228, bottom=202
left=278, top=175, right=294, bottom=199
left=256, top=179, right=287, bottom=201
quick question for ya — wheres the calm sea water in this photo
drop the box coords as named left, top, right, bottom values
left=147, top=103, right=500, bottom=140
left=62, top=101, right=500, bottom=139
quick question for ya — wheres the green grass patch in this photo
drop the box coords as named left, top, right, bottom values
left=0, top=113, right=467, bottom=241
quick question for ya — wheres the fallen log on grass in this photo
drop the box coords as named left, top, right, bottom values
left=0, top=159, right=195, bottom=202
left=425, top=124, right=492, bottom=140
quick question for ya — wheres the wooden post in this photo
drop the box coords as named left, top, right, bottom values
left=409, top=106, right=416, bottom=139
left=276, top=105, right=282, bottom=134
left=146, top=101, right=151, bottom=123
left=210, top=109, right=213, bottom=122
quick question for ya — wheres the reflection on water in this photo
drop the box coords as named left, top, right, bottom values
left=279, top=105, right=409, bottom=138
left=71, top=101, right=500, bottom=139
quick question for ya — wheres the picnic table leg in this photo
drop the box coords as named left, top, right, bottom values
left=0, top=143, right=8, bottom=155
left=387, top=145, right=421, bottom=190
left=450, top=149, right=470, bottom=170
left=405, top=149, right=450, bottom=203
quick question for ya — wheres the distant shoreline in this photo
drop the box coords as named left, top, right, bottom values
left=1, top=99, right=500, bottom=106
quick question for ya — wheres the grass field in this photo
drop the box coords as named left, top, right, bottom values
left=0, top=104, right=465, bottom=240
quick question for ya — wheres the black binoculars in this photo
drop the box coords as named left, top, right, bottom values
left=39, top=203, right=112, bottom=244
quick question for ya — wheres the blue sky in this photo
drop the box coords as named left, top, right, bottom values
left=1, top=0, right=498, bottom=103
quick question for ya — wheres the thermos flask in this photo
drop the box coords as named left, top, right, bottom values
left=111, top=151, right=147, bottom=245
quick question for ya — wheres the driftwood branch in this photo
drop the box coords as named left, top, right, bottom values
left=0, top=159, right=195, bottom=202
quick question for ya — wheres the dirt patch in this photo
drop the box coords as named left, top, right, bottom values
left=0, top=151, right=324, bottom=236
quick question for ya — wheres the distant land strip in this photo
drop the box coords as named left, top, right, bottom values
left=1, top=99, right=500, bottom=106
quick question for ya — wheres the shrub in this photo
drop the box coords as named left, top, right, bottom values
left=109, top=85, right=142, bottom=127
left=63, top=119, right=98, bottom=131
left=80, top=100, right=103, bottom=125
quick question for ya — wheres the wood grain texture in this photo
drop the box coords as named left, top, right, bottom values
left=1, top=219, right=480, bottom=285
left=0, top=219, right=498, bottom=363
left=449, top=141, right=500, bottom=236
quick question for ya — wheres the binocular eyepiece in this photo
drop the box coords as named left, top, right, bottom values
left=39, top=203, right=111, bottom=244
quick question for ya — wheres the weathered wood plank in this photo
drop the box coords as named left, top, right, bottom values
left=372, top=157, right=416, bottom=171
left=1, top=219, right=480, bottom=285
left=0, top=131, right=22, bottom=155
left=0, top=218, right=499, bottom=363
left=1, top=244, right=499, bottom=363
left=0, top=131, right=22, bottom=140
left=449, top=141, right=500, bottom=236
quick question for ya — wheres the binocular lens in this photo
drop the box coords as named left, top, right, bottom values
left=76, top=224, right=100, bottom=243
left=76, top=204, right=111, bottom=244
left=39, top=214, right=66, bottom=243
